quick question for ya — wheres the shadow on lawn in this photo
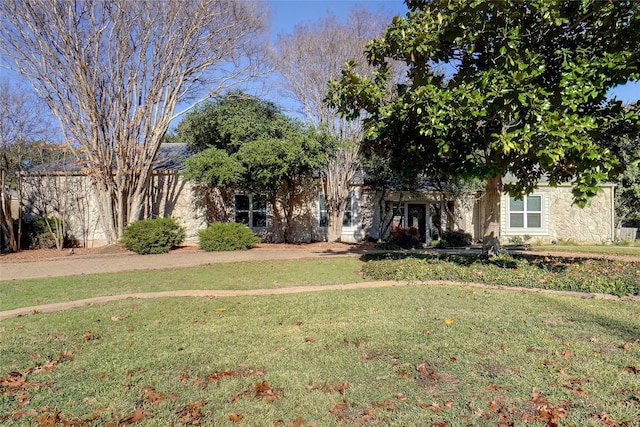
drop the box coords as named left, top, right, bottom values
left=359, top=250, right=580, bottom=272
left=538, top=293, right=640, bottom=340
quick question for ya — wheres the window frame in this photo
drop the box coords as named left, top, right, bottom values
left=318, top=192, right=355, bottom=229
left=506, top=194, right=545, bottom=232
left=234, top=194, right=268, bottom=229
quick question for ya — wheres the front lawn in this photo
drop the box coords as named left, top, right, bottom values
left=0, top=258, right=364, bottom=311
left=1, top=285, right=638, bottom=426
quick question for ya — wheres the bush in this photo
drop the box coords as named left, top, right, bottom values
left=120, top=217, right=185, bottom=255
left=21, top=215, right=69, bottom=249
left=198, top=222, right=260, bottom=251
left=376, top=226, right=423, bottom=250
left=436, top=230, right=473, bottom=248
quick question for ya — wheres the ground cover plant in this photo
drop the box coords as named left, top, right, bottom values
left=0, top=258, right=364, bottom=312
left=362, top=253, right=640, bottom=297
left=1, top=285, right=638, bottom=426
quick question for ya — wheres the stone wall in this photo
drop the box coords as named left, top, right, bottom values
left=147, top=173, right=207, bottom=243
left=22, top=172, right=207, bottom=247
left=498, top=184, right=615, bottom=244
left=22, top=174, right=106, bottom=247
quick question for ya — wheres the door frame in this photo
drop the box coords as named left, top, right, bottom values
left=407, top=203, right=428, bottom=243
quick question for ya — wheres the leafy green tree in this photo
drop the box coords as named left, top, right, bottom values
left=615, top=122, right=640, bottom=225
left=328, top=0, right=640, bottom=254
left=177, top=93, right=329, bottom=242
left=236, top=131, right=327, bottom=242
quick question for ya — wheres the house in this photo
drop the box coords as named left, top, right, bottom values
left=21, top=144, right=206, bottom=247
left=21, top=143, right=616, bottom=247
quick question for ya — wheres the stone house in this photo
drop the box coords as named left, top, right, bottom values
left=22, top=143, right=616, bottom=247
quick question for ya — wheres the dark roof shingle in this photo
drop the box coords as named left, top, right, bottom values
left=26, top=143, right=191, bottom=174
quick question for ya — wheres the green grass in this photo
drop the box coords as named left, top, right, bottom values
left=0, top=258, right=364, bottom=311
left=362, top=253, right=640, bottom=297
left=1, top=286, right=638, bottom=426
left=530, top=244, right=640, bottom=256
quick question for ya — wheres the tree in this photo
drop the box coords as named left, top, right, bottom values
left=274, top=7, right=401, bottom=242
left=236, top=132, right=328, bottom=243
left=177, top=93, right=329, bottom=243
left=0, top=79, right=54, bottom=252
left=0, top=0, right=268, bottom=244
left=328, top=0, right=640, bottom=254
left=614, top=113, right=640, bottom=226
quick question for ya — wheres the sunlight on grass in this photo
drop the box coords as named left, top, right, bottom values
left=1, top=285, right=638, bottom=425
left=0, top=258, right=363, bottom=311
left=531, top=244, right=640, bottom=256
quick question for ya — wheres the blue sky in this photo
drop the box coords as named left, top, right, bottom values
left=268, top=0, right=640, bottom=104
left=268, top=0, right=407, bottom=35
left=2, top=0, right=638, bottom=122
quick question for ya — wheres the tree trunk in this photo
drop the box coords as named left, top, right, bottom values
left=269, top=195, right=285, bottom=243
left=324, top=146, right=358, bottom=242
left=93, top=178, right=119, bottom=245
left=481, top=176, right=502, bottom=257
left=0, top=170, right=18, bottom=252
left=326, top=208, right=345, bottom=243
left=0, top=189, right=17, bottom=252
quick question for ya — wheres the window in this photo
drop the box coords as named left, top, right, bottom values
left=318, top=195, right=327, bottom=228
left=235, top=194, right=267, bottom=228
left=509, top=195, right=542, bottom=229
left=318, top=193, right=354, bottom=228
left=343, top=194, right=353, bottom=227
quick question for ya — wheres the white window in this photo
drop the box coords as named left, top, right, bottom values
left=235, top=194, right=267, bottom=228
left=318, top=193, right=354, bottom=228
left=508, top=195, right=543, bottom=229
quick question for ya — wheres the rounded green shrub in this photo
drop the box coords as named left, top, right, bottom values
left=198, top=222, right=260, bottom=251
left=120, top=217, right=185, bottom=255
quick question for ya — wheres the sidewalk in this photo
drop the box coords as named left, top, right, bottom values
left=0, top=245, right=368, bottom=281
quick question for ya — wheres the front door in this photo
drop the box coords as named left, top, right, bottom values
left=407, top=204, right=427, bottom=242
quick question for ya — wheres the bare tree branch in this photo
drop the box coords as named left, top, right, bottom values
left=0, top=0, right=269, bottom=243
left=274, top=7, right=402, bottom=241
left=0, top=79, right=54, bottom=251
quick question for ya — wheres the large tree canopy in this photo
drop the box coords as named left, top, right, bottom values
left=328, top=0, right=640, bottom=252
left=0, top=0, right=268, bottom=244
left=176, top=93, right=330, bottom=243
left=614, top=110, right=640, bottom=225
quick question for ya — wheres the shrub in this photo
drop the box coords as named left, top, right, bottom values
left=198, top=222, right=260, bottom=251
left=21, top=215, right=69, bottom=249
left=436, top=230, right=473, bottom=248
left=376, top=226, right=423, bottom=250
left=121, top=217, right=185, bottom=255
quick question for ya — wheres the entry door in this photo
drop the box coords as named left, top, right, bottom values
left=407, top=204, right=427, bottom=242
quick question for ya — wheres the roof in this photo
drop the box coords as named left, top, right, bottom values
left=26, top=143, right=192, bottom=174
